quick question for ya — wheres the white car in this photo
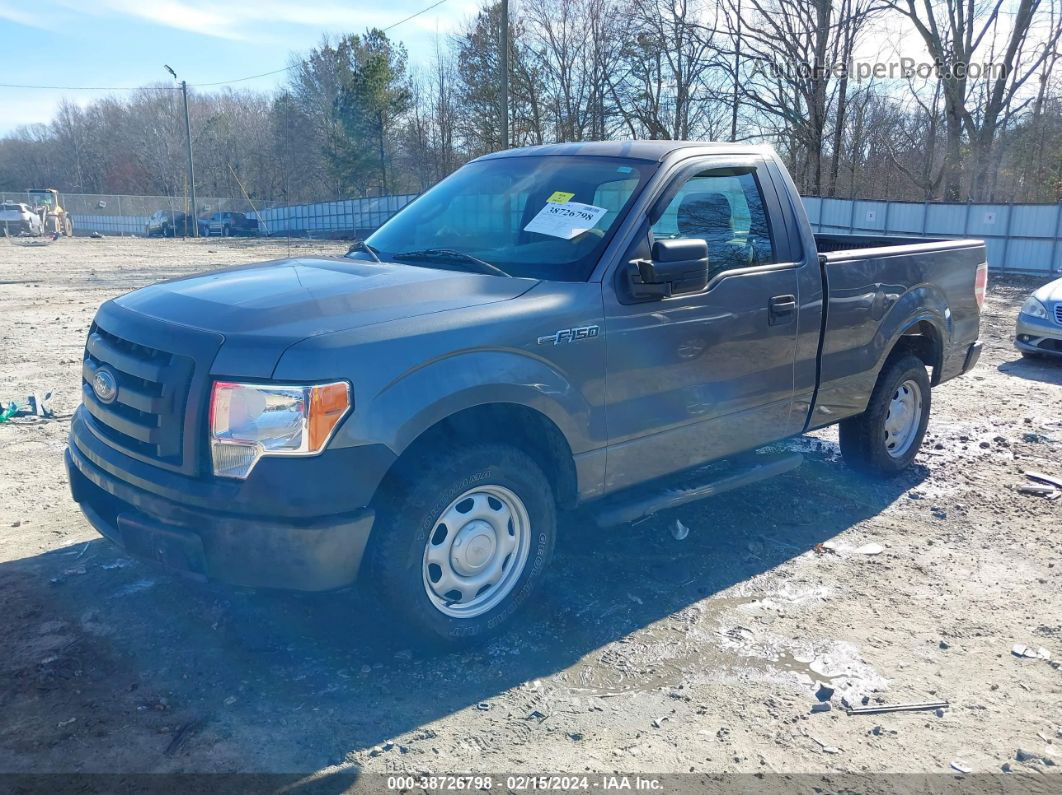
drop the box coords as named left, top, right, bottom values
left=0, top=202, right=44, bottom=236
left=1015, top=276, right=1062, bottom=359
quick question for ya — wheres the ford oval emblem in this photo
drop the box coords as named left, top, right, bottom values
left=92, top=368, right=118, bottom=404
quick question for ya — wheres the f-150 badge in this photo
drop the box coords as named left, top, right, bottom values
left=537, top=325, right=600, bottom=345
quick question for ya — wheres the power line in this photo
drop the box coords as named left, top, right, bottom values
left=192, top=0, right=451, bottom=87
left=0, top=0, right=452, bottom=93
left=189, top=66, right=296, bottom=89
left=380, top=0, right=450, bottom=32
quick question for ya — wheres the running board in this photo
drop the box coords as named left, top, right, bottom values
left=592, top=452, right=804, bottom=528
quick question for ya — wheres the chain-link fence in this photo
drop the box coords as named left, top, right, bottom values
left=0, top=191, right=280, bottom=237
left=0, top=191, right=417, bottom=239
left=257, top=194, right=418, bottom=238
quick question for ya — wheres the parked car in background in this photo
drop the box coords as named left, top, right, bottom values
left=1015, top=276, right=1062, bottom=359
left=145, top=210, right=197, bottom=238
left=0, top=201, right=45, bottom=236
left=202, top=211, right=259, bottom=237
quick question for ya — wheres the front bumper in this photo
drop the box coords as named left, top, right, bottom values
left=67, top=407, right=390, bottom=591
left=1015, top=312, right=1062, bottom=357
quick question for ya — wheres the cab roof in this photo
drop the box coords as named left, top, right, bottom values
left=475, top=140, right=772, bottom=163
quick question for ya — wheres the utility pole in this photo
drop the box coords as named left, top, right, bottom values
left=500, top=0, right=509, bottom=150
left=730, top=0, right=741, bottom=143
left=165, top=65, right=198, bottom=236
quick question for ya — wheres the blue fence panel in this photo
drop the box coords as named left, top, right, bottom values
left=883, top=202, right=925, bottom=234
left=802, top=196, right=822, bottom=227
left=853, top=200, right=888, bottom=232
left=819, top=198, right=851, bottom=230
left=924, top=204, right=968, bottom=236
left=965, top=204, right=1008, bottom=238
left=806, top=196, right=1061, bottom=275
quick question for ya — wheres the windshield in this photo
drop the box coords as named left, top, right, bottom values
left=360, top=155, right=655, bottom=280
left=29, top=192, right=55, bottom=208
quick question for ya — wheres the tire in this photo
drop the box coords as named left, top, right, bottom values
left=222, top=225, right=231, bottom=237
left=839, top=353, right=931, bottom=476
left=366, top=443, right=556, bottom=646
left=64, top=216, right=73, bottom=237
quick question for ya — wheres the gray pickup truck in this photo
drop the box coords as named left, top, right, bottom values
left=67, top=142, right=986, bottom=643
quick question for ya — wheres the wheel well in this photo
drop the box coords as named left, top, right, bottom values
left=387, top=403, right=579, bottom=509
left=890, top=320, right=943, bottom=384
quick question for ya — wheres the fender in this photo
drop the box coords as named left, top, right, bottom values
left=872, top=283, right=950, bottom=378
left=368, top=347, right=598, bottom=456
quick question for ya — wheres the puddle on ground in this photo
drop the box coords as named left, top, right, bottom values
left=553, top=588, right=887, bottom=703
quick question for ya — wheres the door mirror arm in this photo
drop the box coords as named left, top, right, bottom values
left=626, top=239, right=710, bottom=299
left=627, top=259, right=673, bottom=298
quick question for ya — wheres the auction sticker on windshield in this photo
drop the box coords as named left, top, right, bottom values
left=524, top=202, right=608, bottom=239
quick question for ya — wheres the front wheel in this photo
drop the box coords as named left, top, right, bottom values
left=839, top=353, right=931, bottom=476
left=367, top=443, right=556, bottom=646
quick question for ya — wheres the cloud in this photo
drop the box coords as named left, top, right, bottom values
left=52, top=0, right=250, bottom=40
left=47, top=0, right=471, bottom=43
left=0, top=0, right=50, bottom=28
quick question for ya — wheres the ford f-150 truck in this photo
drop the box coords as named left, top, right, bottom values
left=67, top=142, right=986, bottom=643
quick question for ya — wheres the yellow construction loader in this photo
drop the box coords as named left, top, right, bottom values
left=28, top=189, right=74, bottom=237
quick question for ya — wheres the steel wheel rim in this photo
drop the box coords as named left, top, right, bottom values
left=883, top=378, right=922, bottom=458
left=422, top=485, right=532, bottom=619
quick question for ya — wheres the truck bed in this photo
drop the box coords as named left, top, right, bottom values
left=807, top=234, right=985, bottom=430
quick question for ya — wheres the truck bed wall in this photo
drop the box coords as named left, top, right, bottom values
left=814, top=233, right=947, bottom=253
left=807, top=240, right=985, bottom=430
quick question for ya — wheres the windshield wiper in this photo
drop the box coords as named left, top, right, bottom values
left=346, top=240, right=381, bottom=262
left=393, top=248, right=510, bottom=277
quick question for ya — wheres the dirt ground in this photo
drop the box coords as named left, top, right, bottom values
left=1, top=236, right=1060, bottom=782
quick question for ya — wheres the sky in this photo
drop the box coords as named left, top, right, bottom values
left=0, top=0, right=481, bottom=133
left=0, top=0, right=1034, bottom=136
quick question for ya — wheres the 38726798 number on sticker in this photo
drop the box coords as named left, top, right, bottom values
left=523, top=201, right=608, bottom=239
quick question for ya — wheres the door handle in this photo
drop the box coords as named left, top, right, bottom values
left=768, top=294, right=797, bottom=325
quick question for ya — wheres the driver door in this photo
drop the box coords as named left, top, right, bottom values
left=602, top=157, right=801, bottom=492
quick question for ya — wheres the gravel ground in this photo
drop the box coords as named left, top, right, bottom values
left=0, top=236, right=1060, bottom=780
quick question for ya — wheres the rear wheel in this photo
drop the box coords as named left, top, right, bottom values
left=63, top=216, right=73, bottom=237
left=839, top=353, right=931, bottom=476
left=367, top=443, right=556, bottom=646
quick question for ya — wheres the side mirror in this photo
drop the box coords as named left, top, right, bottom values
left=628, top=238, right=709, bottom=298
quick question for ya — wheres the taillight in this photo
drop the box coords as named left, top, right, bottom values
left=974, top=262, right=988, bottom=309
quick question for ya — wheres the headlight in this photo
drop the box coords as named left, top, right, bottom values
left=209, top=381, right=351, bottom=479
left=1020, top=297, right=1048, bottom=320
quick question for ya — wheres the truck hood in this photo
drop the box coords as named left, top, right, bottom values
left=114, top=257, right=538, bottom=377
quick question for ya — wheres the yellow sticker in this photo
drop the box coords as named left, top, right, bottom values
left=546, top=191, right=575, bottom=204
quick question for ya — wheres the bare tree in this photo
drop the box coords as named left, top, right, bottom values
left=888, top=0, right=1062, bottom=200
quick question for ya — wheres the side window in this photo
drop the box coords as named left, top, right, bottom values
left=650, top=168, right=776, bottom=275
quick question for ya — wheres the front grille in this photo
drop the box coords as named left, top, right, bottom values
left=82, top=322, right=193, bottom=466
left=1054, top=303, right=1062, bottom=325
